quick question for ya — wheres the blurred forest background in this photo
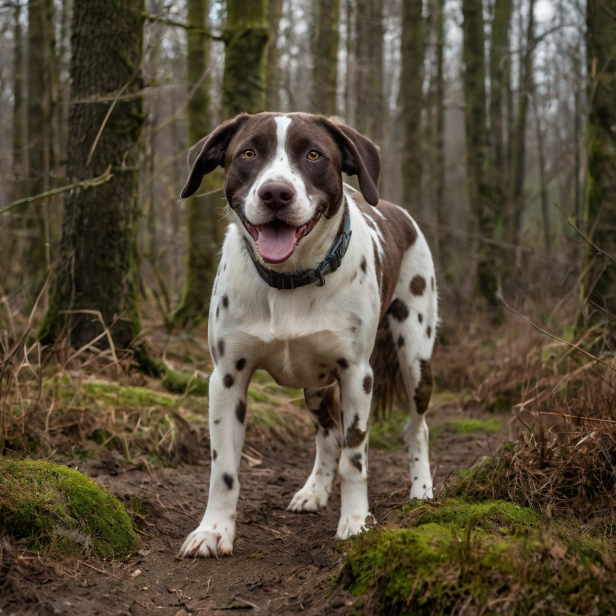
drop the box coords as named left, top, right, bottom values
left=0, top=0, right=613, bottom=369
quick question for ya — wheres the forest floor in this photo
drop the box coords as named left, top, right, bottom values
left=1, top=402, right=507, bottom=616
left=2, top=310, right=614, bottom=615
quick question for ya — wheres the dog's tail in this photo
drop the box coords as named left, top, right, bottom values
left=370, top=317, right=408, bottom=417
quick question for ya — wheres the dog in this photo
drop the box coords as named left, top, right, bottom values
left=178, top=112, right=437, bottom=558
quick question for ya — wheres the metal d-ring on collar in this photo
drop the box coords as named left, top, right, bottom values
left=247, top=207, right=352, bottom=291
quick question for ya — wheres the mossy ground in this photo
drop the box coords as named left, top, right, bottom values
left=3, top=371, right=309, bottom=463
left=369, top=408, right=505, bottom=451
left=0, top=459, right=139, bottom=558
left=340, top=497, right=616, bottom=615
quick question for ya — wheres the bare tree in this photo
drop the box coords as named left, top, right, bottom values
left=39, top=0, right=146, bottom=351
left=312, top=0, right=339, bottom=116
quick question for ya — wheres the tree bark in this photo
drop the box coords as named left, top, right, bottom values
left=12, top=1, right=25, bottom=201
left=39, top=0, right=146, bottom=351
left=508, top=0, right=535, bottom=245
left=463, top=0, right=499, bottom=305
left=222, top=0, right=269, bottom=118
left=431, top=0, right=448, bottom=274
left=355, top=0, right=383, bottom=143
left=311, top=0, right=340, bottom=116
left=489, top=0, right=511, bottom=196
left=582, top=0, right=616, bottom=315
left=172, top=0, right=220, bottom=329
left=26, top=0, right=56, bottom=275
left=266, top=0, right=284, bottom=111
left=532, top=85, right=550, bottom=254
left=400, top=0, right=425, bottom=210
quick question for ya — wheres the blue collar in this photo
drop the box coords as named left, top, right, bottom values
left=247, top=207, right=352, bottom=290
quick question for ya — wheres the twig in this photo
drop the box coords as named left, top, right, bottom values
left=143, top=12, right=223, bottom=39
left=554, top=203, right=616, bottom=265
left=86, top=66, right=141, bottom=166
left=496, top=291, right=616, bottom=373
left=0, top=168, right=113, bottom=216
left=593, top=0, right=616, bottom=22
left=537, top=411, right=616, bottom=425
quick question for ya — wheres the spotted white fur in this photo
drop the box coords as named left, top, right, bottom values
left=180, top=115, right=438, bottom=559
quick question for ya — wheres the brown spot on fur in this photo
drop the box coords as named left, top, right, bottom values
left=363, top=375, right=373, bottom=394
left=212, top=450, right=217, bottom=460
left=431, top=277, right=435, bottom=291
left=222, top=473, right=234, bottom=490
left=345, top=413, right=367, bottom=448
left=397, top=335, right=405, bottom=348
left=305, top=387, right=338, bottom=431
left=218, top=338, right=225, bottom=357
left=223, top=374, right=234, bottom=388
left=214, top=419, right=220, bottom=424
left=410, top=275, right=426, bottom=296
left=319, top=373, right=325, bottom=379
left=336, top=357, right=349, bottom=369
left=235, top=400, right=247, bottom=424
left=236, top=357, right=246, bottom=371
left=387, top=298, right=409, bottom=321
left=222, top=294, right=229, bottom=308
left=427, top=326, right=432, bottom=338
left=360, top=257, right=367, bottom=273
left=414, top=359, right=433, bottom=414
left=351, top=453, right=362, bottom=472
left=418, top=313, right=423, bottom=323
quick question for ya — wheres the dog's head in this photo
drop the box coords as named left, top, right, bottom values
left=181, top=112, right=380, bottom=268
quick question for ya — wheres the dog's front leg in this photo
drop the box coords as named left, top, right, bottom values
left=180, top=366, right=248, bottom=558
left=336, top=363, right=375, bottom=539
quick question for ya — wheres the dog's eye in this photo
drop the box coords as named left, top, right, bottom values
left=307, top=151, right=320, bottom=161
left=244, top=150, right=256, bottom=159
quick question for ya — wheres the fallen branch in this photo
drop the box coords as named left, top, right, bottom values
left=0, top=167, right=113, bottom=216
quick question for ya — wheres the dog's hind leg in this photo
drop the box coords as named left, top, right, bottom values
left=386, top=237, right=437, bottom=500
left=288, top=385, right=340, bottom=512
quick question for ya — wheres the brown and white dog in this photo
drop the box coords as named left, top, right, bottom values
left=179, top=112, right=437, bottom=558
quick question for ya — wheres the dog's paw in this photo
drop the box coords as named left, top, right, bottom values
left=336, top=512, right=376, bottom=540
left=179, top=524, right=234, bottom=558
left=287, top=485, right=329, bottom=512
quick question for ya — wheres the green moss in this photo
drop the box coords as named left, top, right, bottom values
left=341, top=498, right=616, bottom=615
left=369, top=408, right=407, bottom=451
left=0, top=459, right=138, bottom=558
left=444, top=418, right=505, bottom=434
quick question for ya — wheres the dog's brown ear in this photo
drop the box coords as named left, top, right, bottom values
left=181, top=114, right=251, bottom=198
left=319, top=118, right=381, bottom=206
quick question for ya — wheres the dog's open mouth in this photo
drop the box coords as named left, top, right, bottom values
left=242, top=211, right=322, bottom=264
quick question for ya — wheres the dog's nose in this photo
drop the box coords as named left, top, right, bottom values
left=258, top=182, right=295, bottom=211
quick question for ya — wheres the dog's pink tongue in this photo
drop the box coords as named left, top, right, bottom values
left=257, top=222, right=298, bottom=263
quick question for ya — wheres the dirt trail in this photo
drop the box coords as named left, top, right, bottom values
left=1, top=404, right=507, bottom=616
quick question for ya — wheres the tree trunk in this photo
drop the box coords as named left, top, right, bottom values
left=532, top=85, right=550, bottom=254
left=463, top=0, right=499, bottom=305
left=582, top=0, right=616, bottom=315
left=39, top=0, right=146, bottom=351
left=508, top=0, right=535, bottom=245
left=222, top=0, right=269, bottom=118
left=344, top=0, right=356, bottom=126
left=489, top=0, right=511, bottom=196
left=266, top=0, right=284, bottom=111
left=400, top=0, right=425, bottom=210
left=311, top=0, right=340, bottom=116
left=355, top=0, right=383, bottom=143
left=26, top=0, right=56, bottom=276
left=171, top=0, right=220, bottom=329
left=12, top=1, right=25, bottom=201
left=432, top=0, right=448, bottom=275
